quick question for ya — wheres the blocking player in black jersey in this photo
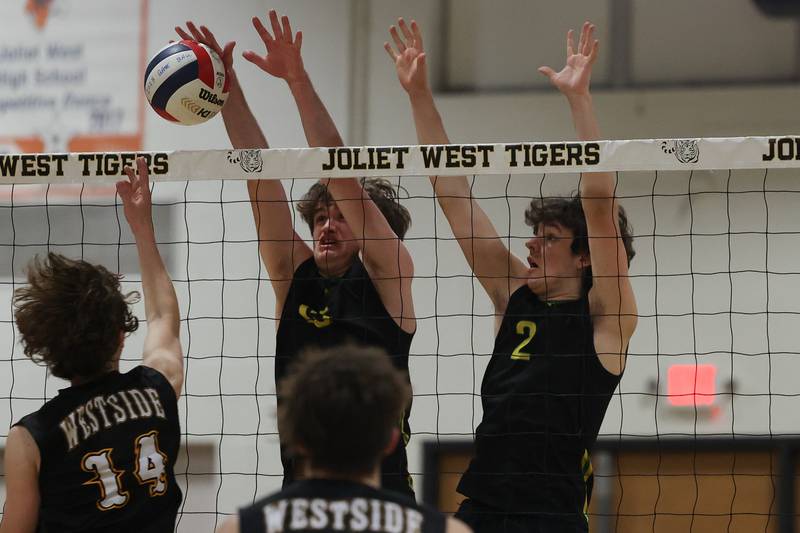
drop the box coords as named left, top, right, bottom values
left=387, top=20, right=637, bottom=532
left=0, top=158, right=183, bottom=533
left=217, top=345, right=468, bottom=533
left=175, top=12, right=416, bottom=497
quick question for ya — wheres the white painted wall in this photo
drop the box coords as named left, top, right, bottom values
left=1, top=0, right=799, bottom=531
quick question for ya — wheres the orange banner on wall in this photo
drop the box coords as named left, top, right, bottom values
left=0, top=0, right=148, bottom=154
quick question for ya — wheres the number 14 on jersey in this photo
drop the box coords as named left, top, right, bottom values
left=81, top=430, right=168, bottom=511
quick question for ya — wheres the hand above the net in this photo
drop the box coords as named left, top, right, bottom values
left=244, top=10, right=307, bottom=85
left=538, top=21, right=598, bottom=100
left=384, top=18, right=429, bottom=98
left=118, top=157, right=155, bottom=239
left=175, top=23, right=268, bottom=149
left=174, top=21, right=236, bottom=76
left=119, top=158, right=184, bottom=397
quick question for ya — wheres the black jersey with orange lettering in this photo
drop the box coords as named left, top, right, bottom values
left=239, top=479, right=446, bottom=533
left=457, top=286, right=621, bottom=520
left=275, top=257, right=414, bottom=497
left=14, top=366, right=182, bottom=533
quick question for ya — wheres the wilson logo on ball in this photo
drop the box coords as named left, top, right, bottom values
left=199, top=88, right=225, bottom=106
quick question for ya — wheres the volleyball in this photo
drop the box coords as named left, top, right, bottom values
left=144, top=39, right=229, bottom=126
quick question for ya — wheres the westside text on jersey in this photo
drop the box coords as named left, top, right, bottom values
left=262, top=497, right=424, bottom=533
left=59, top=387, right=167, bottom=451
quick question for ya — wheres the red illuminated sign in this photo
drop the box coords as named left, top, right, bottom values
left=667, top=364, right=717, bottom=406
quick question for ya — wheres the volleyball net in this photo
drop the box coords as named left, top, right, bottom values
left=1, top=135, right=799, bottom=532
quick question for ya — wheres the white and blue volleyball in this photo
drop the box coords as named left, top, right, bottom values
left=144, top=40, right=229, bottom=125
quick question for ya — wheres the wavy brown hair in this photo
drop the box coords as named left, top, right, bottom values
left=278, top=344, right=411, bottom=477
left=525, top=194, right=635, bottom=292
left=13, top=253, right=139, bottom=380
left=296, top=179, right=411, bottom=239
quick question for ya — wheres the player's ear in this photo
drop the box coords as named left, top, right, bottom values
left=383, top=427, right=400, bottom=457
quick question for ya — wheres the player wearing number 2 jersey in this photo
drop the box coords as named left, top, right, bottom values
left=388, top=19, right=637, bottom=531
left=0, top=157, right=184, bottom=533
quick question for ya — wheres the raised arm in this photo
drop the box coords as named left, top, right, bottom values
left=246, top=11, right=415, bottom=332
left=175, top=22, right=266, bottom=150
left=176, top=22, right=312, bottom=310
left=243, top=11, right=342, bottom=148
left=386, top=19, right=528, bottom=315
left=118, top=158, right=184, bottom=395
left=539, top=22, right=637, bottom=374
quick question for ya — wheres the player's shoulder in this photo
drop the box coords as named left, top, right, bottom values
left=505, top=284, right=538, bottom=309
left=242, top=484, right=291, bottom=511
left=109, top=366, right=179, bottom=413
left=346, top=256, right=368, bottom=275
left=7, top=422, right=38, bottom=448
left=126, top=364, right=174, bottom=391
left=292, top=256, right=319, bottom=279
left=14, top=404, right=49, bottom=439
left=14, top=380, right=84, bottom=431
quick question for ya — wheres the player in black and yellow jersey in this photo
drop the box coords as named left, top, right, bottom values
left=0, top=158, right=184, bottom=533
left=217, top=345, right=469, bottom=533
left=175, top=12, right=416, bottom=497
left=387, top=20, right=637, bottom=531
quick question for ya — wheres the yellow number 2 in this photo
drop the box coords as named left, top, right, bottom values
left=510, top=320, right=537, bottom=361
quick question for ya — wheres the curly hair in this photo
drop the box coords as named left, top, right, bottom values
left=278, top=344, right=411, bottom=477
left=13, top=253, right=140, bottom=380
left=524, top=194, right=635, bottom=291
left=296, top=179, right=411, bottom=239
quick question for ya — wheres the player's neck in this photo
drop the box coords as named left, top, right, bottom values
left=70, top=370, right=112, bottom=387
left=70, top=361, right=119, bottom=386
left=528, top=276, right=583, bottom=302
left=305, top=467, right=380, bottom=489
left=316, top=256, right=355, bottom=279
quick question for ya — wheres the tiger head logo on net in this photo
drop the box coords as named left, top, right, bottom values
left=227, top=150, right=263, bottom=173
left=661, top=139, right=700, bottom=164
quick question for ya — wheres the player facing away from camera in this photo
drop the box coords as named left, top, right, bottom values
left=217, top=345, right=470, bottom=533
left=0, top=157, right=184, bottom=533
left=175, top=11, right=416, bottom=497
left=387, top=19, right=637, bottom=532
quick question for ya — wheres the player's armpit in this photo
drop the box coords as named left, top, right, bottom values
left=142, top=336, right=184, bottom=398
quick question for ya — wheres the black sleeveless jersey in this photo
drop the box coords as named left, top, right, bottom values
left=275, top=257, right=414, bottom=497
left=458, top=286, right=621, bottom=518
left=239, top=479, right=446, bottom=533
left=14, top=366, right=182, bottom=533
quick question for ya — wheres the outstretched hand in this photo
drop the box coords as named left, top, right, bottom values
left=244, top=9, right=306, bottom=84
left=384, top=18, right=428, bottom=96
left=175, top=21, right=235, bottom=75
left=538, top=21, right=599, bottom=98
left=118, top=157, right=154, bottom=237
